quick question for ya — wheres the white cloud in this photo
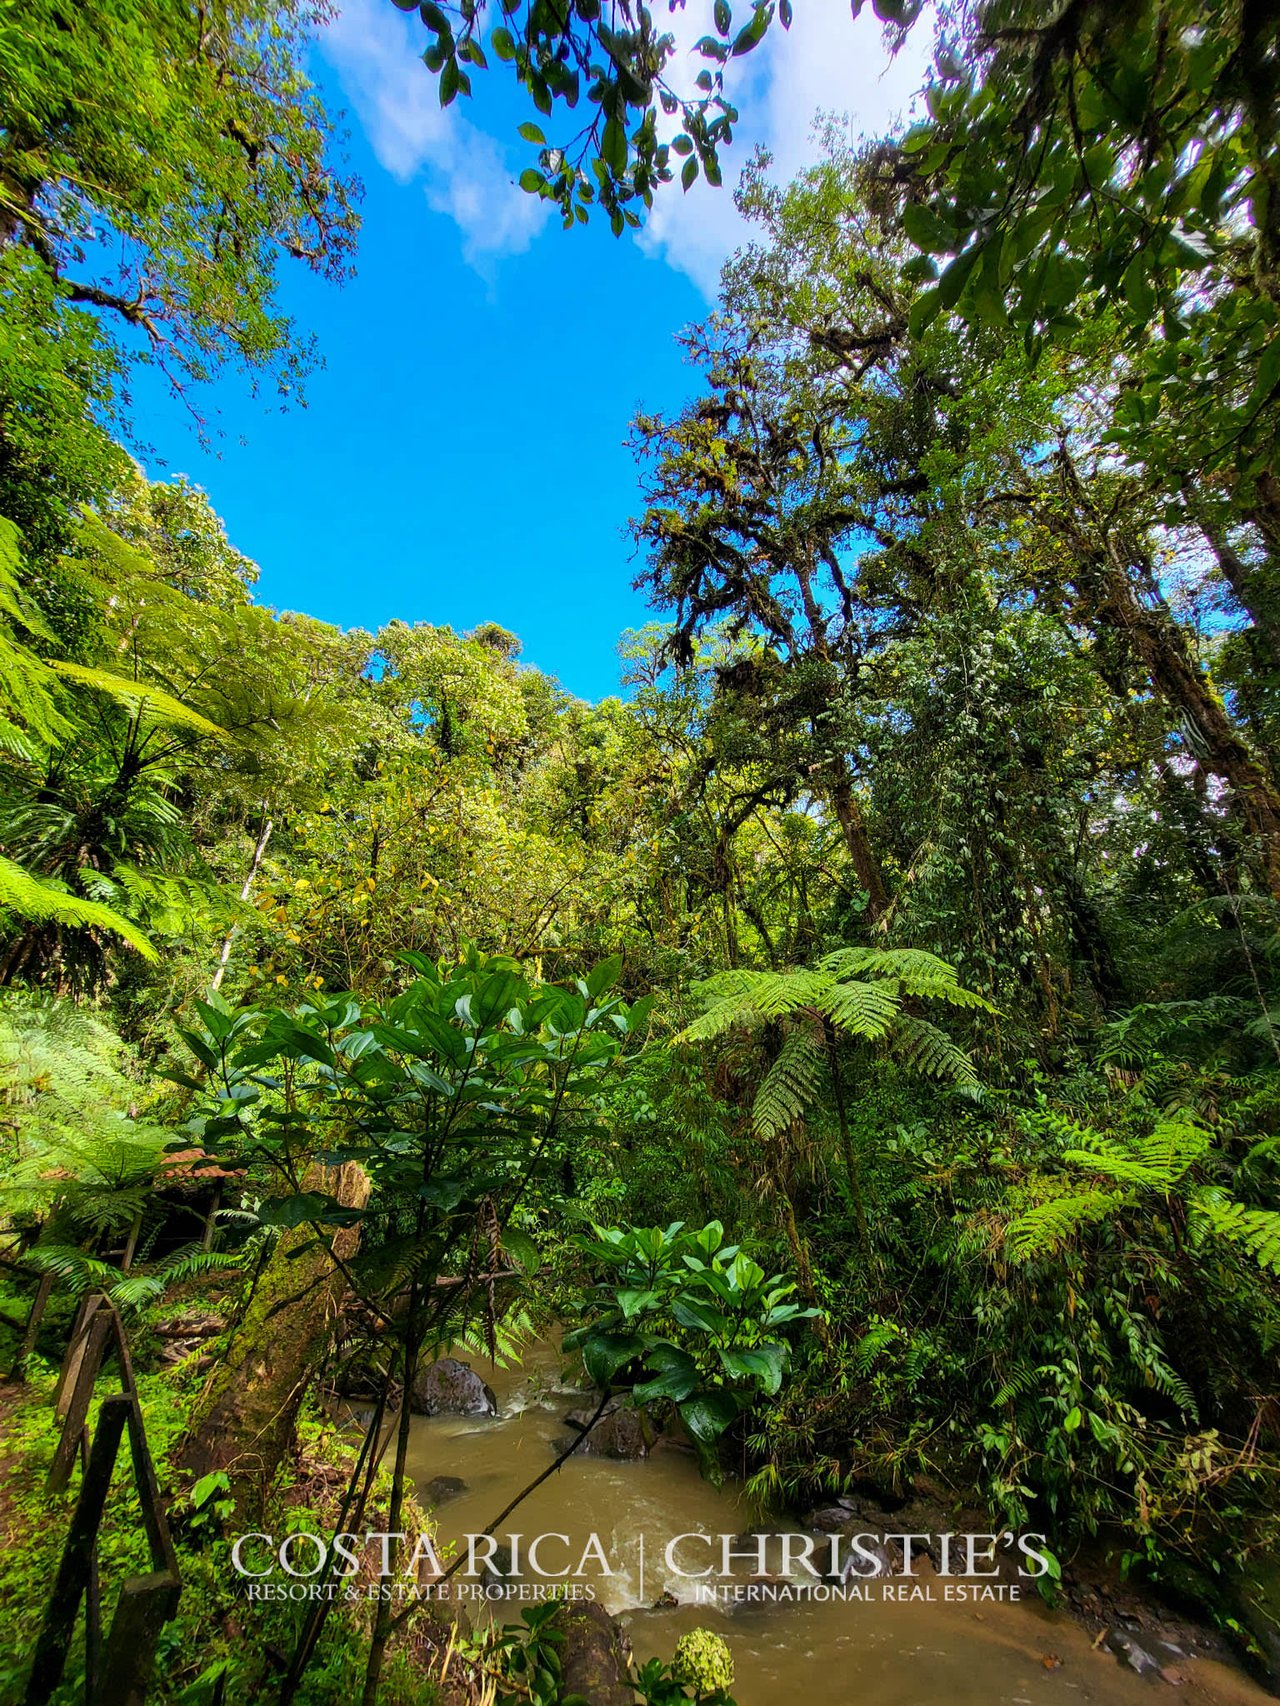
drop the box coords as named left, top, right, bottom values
left=322, top=0, right=927, bottom=288
left=322, top=0, right=548, bottom=267
left=638, top=0, right=931, bottom=296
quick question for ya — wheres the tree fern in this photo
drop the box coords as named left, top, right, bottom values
left=680, top=947, right=989, bottom=1055
left=678, top=949, right=989, bottom=1182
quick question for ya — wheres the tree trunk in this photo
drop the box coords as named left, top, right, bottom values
left=1096, top=544, right=1280, bottom=900
left=1052, top=451, right=1280, bottom=900
left=174, top=1161, right=369, bottom=1518
left=828, top=766, right=890, bottom=920
left=210, top=816, right=273, bottom=992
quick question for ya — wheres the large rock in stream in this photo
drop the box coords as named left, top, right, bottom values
left=411, top=1356, right=497, bottom=1417
left=563, top=1397, right=655, bottom=1459
left=552, top=1601, right=633, bottom=1706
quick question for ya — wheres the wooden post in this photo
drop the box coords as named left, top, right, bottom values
left=49, top=1303, right=114, bottom=1494
left=95, top=1573, right=182, bottom=1706
left=27, top=1320, right=182, bottom=1706
left=49, top=1310, right=113, bottom=1493
left=15, top=1271, right=53, bottom=1368
left=53, top=1293, right=98, bottom=1418
left=26, top=1396, right=131, bottom=1703
left=124, top=1399, right=180, bottom=1584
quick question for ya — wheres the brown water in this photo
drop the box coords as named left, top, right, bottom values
left=403, top=1343, right=1270, bottom=1706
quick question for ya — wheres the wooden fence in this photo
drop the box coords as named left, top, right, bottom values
left=25, top=1294, right=182, bottom=1706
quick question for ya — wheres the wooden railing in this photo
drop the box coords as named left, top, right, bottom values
left=25, top=1294, right=182, bottom=1706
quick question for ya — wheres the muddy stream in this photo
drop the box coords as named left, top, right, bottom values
left=401, top=1342, right=1270, bottom=1706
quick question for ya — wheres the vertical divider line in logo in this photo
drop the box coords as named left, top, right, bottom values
left=638, top=1530, right=646, bottom=1606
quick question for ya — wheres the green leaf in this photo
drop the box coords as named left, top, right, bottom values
left=585, top=953, right=622, bottom=999
left=499, top=1227, right=541, bottom=1274
left=601, top=116, right=627, bottom=176
left=908, top=285, right=942, bottom=336
left=936, top=243, right=980, bottom=309
left=259, top=1192, right=364, bottom=1229
left=717, top=1340, right=787, bottom=1395
left=633, top=1345, right=699, bottom=1402
left=678, top=1390, right=740, bottom=1445
left=581, top=1329, right=645, bottom=1386
left=616, top=1286, right=660, bottom=1318
left=731, top=5, right=768, bottom=55
left=518, top=121, right=546, bottom=144
left=902, top=199, right=955, bottom=254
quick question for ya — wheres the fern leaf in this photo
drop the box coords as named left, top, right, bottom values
left=851, top=1318, right=902, bottom=1375
left=1006, top=1190, right=1123, bottom=1260
left=819, top=976, right=900, bottom=1038
left=48, top=659, right=228, bottom=738
left=884, top=1013, right=980, bottom=1088
left=1191, top=1191, right=1280, bottom=1275
left=679, top=969, right=828, bottom=1041
left=752, top=1024, right=824, bottom=1141
left=0, top=854, right=156, bottom=957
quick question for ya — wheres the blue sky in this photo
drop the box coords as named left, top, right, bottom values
left=127, top=0, right=924, bottom=701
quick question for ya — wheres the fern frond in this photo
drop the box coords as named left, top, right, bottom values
left=818, top=977, right=900, bottom=1039
left=991, top=1361, right=1041, bottom=1406
left=0, top=854, right=156, bottom=957
left=1191, top=1191, right=1280, bottom=1275
left=1061, top=1121, right=1209, bottom=1190
left=820, top=947, right=957, bottom=984
left=679, top=969, right=827, bottom=1041
left=1100, top=998, right=1250, bottom=1069
left=0, top=517, right=69, bottom=747
left=48, top=660, right=227, bottom=739
left=752, top=1024, right=824, bottom=1141
left=1005, top=1190, right=1123, bottom=1260
left=851, top=1318, right=902, bottom=1375
left=884, top=1013, right=980, bottom=1088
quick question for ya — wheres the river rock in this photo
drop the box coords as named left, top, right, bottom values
left=553, top=1601, right=633, bottom=1706
left=564, top=1399, right=655, bottom=1459
left=411, top=1357, right=497, bottom=1417
left=805, top=1500, right=861, bottom=1534
left=481, top=1543, right=516, bottom=1598
left=821, top=1533, right=903, bottom=1582
left=422, top=1474, right=468, bottom=1505
left=1104, top=1629, right=1163, bottom=1677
